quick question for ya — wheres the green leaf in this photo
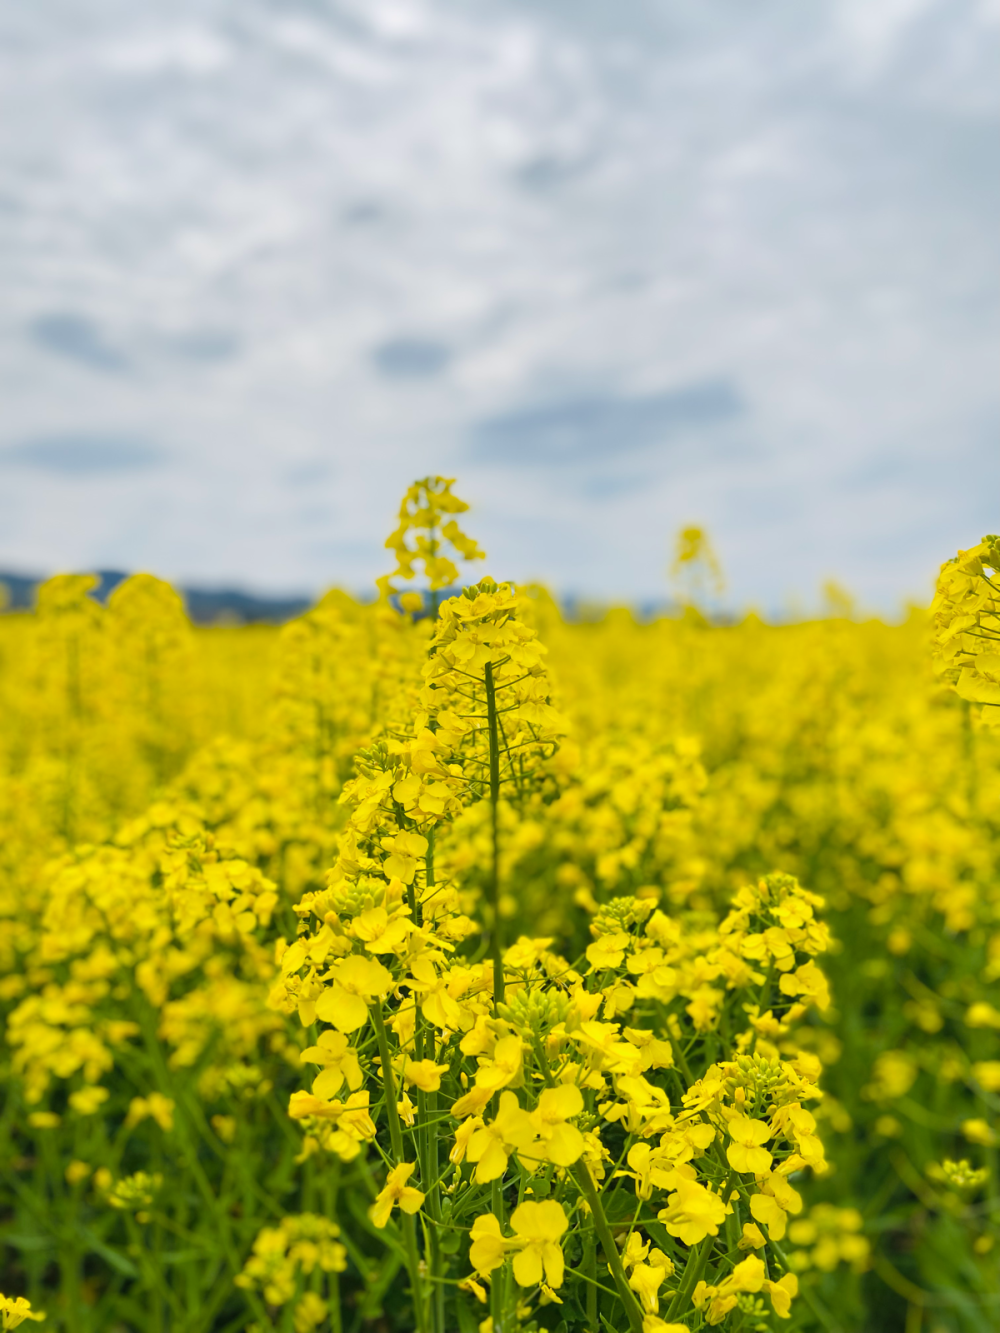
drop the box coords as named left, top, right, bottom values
left=77, top=1226, right=141, bottom=1278
left=1, top=1232, right=54, bottom=1253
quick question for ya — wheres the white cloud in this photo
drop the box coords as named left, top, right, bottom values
left=0, top=0, right=996, bottom=611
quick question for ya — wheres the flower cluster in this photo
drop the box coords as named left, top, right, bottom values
left=1, top=497, right=996, bottom=1332
left=377, top=475, right=485, bottom=605
left=235, top=1214, right=346, bottom=1332
left=930, top=535, right=1000, bottom=725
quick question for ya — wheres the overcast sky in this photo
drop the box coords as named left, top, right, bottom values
left=0, top=0, right=997, bottom=611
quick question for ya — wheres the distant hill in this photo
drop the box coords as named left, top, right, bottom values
left=0, top=569, right=313, bottom=625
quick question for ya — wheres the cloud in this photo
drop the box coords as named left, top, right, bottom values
left=1, top=435, right=166, bottom=475
left=515, top=152, right=594, bottom=191
left=471, top=381, right=744, bottom=465
left=372, top=338, right=453, bottom=378
left=0, top=0, right=995, bottom=608
left=167, top=330, right=240, bottom=363
left=28, top=313, right=129, bottom=372
left=284, top=460, right=334, bottom=488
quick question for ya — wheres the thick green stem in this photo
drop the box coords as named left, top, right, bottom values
left=570, top=1161, right=645, bottom=1333
left=490, top=1176, right=510, bottom=1333
left=664, top=1233, right=714, bottom=1322
left=371, top=1002, right=427, bottom=1333
left=418, top=1080, right=445, bottom=1333
left=584, top=1227, right=598, bottom=1326
left=425, top=827, right=435, bottom=899
left=328, top=1270, right=343, bottom=1333
left=325, top=1159, right=343, bottom=1333
left=371, top=1003, right=405, bottom=1160
left=483, top=660, right=504, bottom=1005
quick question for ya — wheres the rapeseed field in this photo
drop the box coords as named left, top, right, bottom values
left=1, top=479, right=997, bottom=1333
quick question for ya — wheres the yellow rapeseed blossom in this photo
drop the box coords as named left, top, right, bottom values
left=0, top=1296, right=45, bottom=1329
left=369, top=1163, right=426, bottom=1229
left=2, top=497, right=998, bottom=1333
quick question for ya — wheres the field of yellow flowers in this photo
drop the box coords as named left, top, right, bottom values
left=1, top=479, right=998, bottom=1333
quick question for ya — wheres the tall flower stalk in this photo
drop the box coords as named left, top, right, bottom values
left=269, top=486, right=833, bottom=1332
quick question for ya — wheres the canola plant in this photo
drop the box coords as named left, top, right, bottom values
left=0, top=480, right=998, bottom=1333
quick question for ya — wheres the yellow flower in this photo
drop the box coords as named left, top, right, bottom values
left=965, top=1002, right=1000, bottom=1029
left=293, top=1292, right=328, bottom=1333
left=466, top=1091, right=536, bottom=1183
left=68, top=1086, right=109, bottom=1117
left=973, top=1061, right=1000, bottom=1092
left=727, top=1254, right=766, bottom=1290
left=628, top=1258, right=672, bottom=1315
left=107, top=1171, right=162, bottom=1211
left=526, top=1084, right=586, bottom=1168
left=622, top=1142, right=691, bottom=1200
left=778, top=961, right=831, bottom=1010
left=864, top=1050, right=917, bottom=1101
left=0, top=1295, right=45, bottom=1328
left=393, top=1056, right=449, bottom=1093
left=379, top=476, right=484, bottom=598
left=458, top=1278, right=488, bottom=1304
left=469, top=1214, right=509, bottom=1276
left=212, top=1115, right=237, bottom=1143
left=352, top=905, right=413, bottom=954
left=450, top=1115, right=483, bottom=1164
left=452, top=1036, right=524, bottom=1116
left=962, top=1118, right=998, bottom=1147
left=725, top=1112, right=773, bottom=1174
left=621, top=1232, right=650, bottom=1269
left=776, top=1103, right=825, bottom=1170
left=368, top=1163, right=425, bottom=1229
left=586, top=932, right=631, bottom=971
left=287, top=1090, right=377, bottom=1159
left=509, top=1200, right=569, bottom=1289
left=26, top=1113, right=60, bottom=1131
left=764, top=1272, right=799, bottom=1318
left=750, top=1191, right=787, bottom=1238
left=738, top=1222, right=766, bottom=1249
left=381, top=831, right=429, bottom=886
left=466, top=1203, right=571, bottom=1288
left=693, top=1252, right=766, bottom=1322
left=407, top=957, right=466, bottom=1032
left=657, top=1177, right=727, bottom=1245
left=314, top=956, right=393, bottom=1033
left=125, top=1093, right=175, bottom=1132
left=300, top=1030, right=364, bottom=1099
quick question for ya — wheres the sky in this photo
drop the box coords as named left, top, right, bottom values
left=0, top=0, right=997, bottom=612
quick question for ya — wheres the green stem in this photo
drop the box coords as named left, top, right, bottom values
left=584, top=1227, right=598, bottom=1326
left=663, top=1232, right=715, bottom=1322
left=328, top=1268, right=343, bottom=1333
left=571, top=1161, right=645, bottom=1333
left=418, top=1082, right=445, bottom=1333
left=425, top=826, right=436, bottom=902
left=325, top=1158, right=343, bottom=1333
left=483, top=660, right=504, bottom=1006
left=490, top=1176, right=509, bottom=1333
left=371, top=1002, right=427, bottom=1333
